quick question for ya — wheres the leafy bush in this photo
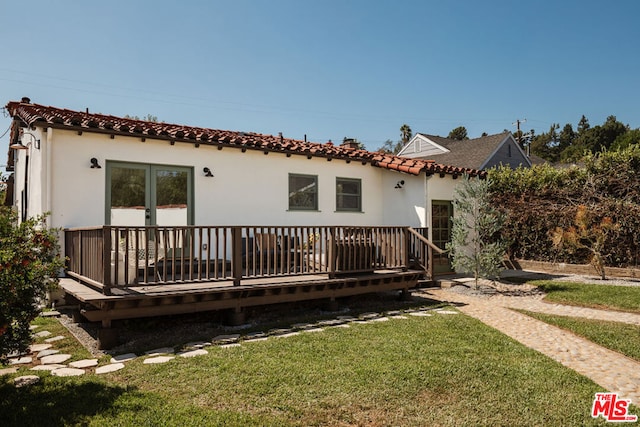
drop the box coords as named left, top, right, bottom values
left=488, top=146, right=640, bottom=268
left=0, top=208, right=64, bottom=362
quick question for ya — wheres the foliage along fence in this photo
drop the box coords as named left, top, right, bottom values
left=488, top=145, right=640, bottom=269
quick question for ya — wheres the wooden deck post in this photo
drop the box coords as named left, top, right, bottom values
left=327, top=227, right=336, bottom=278
left=103, top=226, right=112, bottom=296
left=402, top=228, right=410, bottom=271
left=231, top=227, right=243, bottom=286
left=427, top=245, right=434, bottom=280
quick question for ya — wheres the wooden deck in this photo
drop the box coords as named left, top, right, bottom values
left=61, top=269, right=424, bottom=324
left=61, top=224, right=441, bottom=348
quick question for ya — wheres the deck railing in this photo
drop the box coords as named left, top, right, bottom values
left=64, top=225, right=436, bottom=295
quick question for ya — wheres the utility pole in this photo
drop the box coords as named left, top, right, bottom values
left=512, top=118, right=527, bottom=144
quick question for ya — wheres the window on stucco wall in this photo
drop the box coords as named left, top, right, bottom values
left=336, top=177, right=361, bottom=212
left=288, top=173, right=318, bottom=210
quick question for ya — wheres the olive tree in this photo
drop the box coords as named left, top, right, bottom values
left=446, top=175, right=506, bottom=289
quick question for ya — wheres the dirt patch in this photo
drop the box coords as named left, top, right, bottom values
left=444, top=278, right=544, bottom=298
left=58, top=291, right=444, bottom=357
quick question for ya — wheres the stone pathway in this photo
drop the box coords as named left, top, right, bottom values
left=2, top=305, right=450, bottom=387
left=422, top=287, right=640, bottom=407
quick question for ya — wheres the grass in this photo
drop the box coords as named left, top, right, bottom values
left=516, top=309, right=640, bottom=362
left=532, top=280, right=640, bottom=313
left=30, top=316, right=97, bottom=362
left=0, top=312, right=614, bottom=426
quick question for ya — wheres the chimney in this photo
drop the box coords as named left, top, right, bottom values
left=21, top=96, right=31, bottom=104
left=341, top=138, right=359, bottom=150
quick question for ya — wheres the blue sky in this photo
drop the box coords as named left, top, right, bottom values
left=2, top=0, right=639, bottom=171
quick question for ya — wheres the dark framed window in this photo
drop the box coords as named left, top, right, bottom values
left=289, top=173, right=318, bottom=210
left=336, top=177, right=361, bottom=212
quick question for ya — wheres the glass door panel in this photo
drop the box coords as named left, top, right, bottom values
left=108, top=164, right=149, bottom=226
left=153, top=168, right=190, bottom=226
left=107, top=162, right=192, bottom=226
left=432, top=200, right=453, bottom=274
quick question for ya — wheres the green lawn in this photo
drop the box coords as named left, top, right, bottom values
left=517, top=309, right=640, bottom=363
left=1, top=312, right=613, bottom=426
left=532, top=280, right=640, bottom=313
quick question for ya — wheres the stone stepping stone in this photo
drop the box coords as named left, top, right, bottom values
left=212, top=334, right=240, bottom=344
left=359, top=312, right=380, bottom=319
left=33, top=331, right=52, bottom=338
left=372, top=317, right=390, bottom=322
left=337, top=316, right=357, bottom=321
left=386, top=310, right=402, bottom=316
left=29, top=325, right=39, bottom=330
left=435, top=310, right=458, bottom=315
left=52, top=367, right=85, bottom=377
left=37, top=349, right=60, bottom=359
left=275, top=332, right=300, bottom=338
left=111, top=353, right=137, bottom=363
left=244, top=332, right=266, bottom=339
left=40, top=310, right=61, bottom=317
left=29, top=343, right=52, bottom=353
left=15, top=375, right=40, bottom=387
left=144, top=347, right=175, bottom=356
left=317, top=319, right=344, bottom=326
left=143, top=356, right=175, bottom=364
left=292, top=323, right=316, bottom=330
left=177, top=349, right=208, bottom=358
left=183, top=341, right=210, bottom=349
left=0, top=367, right=19, bottom=376
left=44, top=336, right=66, bottom=343
left=40, top=354, right=72, bottom=365
left=220, top=343, right=241, bottom=349
left=9, top=356, right=33, bottom=365
left=243, top=337, right=269, bottom=343
left=332, top=324, right=351, bottom=328
left=95, top=363, right=125, bottom=374
left=408, top=312, right=432, bottom=317
left=69, top=359, right=98, bottom=369
left=303, top=328, right=325, bottom=333
left=30, top=364, right=66, bottom=371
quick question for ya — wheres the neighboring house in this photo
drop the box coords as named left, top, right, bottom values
left=397, top=131, right=532, bottom=170
left=5, top=97, right=483, bottom=245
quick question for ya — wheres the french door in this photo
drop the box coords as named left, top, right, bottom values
left=431, top=200, right=453, bottom=273
left=106, top=162, right=193, bottom=226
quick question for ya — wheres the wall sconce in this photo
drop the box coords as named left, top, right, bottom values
left=90, top=158, right=102, bottom=169
left=10, top=132, right=40, bottom=150
left=394, top=180, right=405, bottom=189
left=203, top=167, right=214, bottom=177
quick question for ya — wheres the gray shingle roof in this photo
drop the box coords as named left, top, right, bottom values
left=414, top=132, right=512, bottom=170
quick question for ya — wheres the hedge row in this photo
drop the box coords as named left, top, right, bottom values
left=488, top=146, right=640, bottom=268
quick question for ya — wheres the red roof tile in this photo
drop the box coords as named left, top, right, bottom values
left=6, top=98, right=485, bottom=178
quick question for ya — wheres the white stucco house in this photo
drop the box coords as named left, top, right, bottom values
left=5, top=97, right=483, bottom=248
left=4, top=97, right=490, bottom=343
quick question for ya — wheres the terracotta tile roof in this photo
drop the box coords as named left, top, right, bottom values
left=6, top=98, right=484, bottom=177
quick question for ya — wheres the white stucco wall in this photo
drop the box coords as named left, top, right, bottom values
left=14, top=128, right=461, bottom=235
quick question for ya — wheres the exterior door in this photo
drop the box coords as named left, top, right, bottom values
left=432, top=200, right=453, bottom=274
left=106, top=162, right=193, bottom=226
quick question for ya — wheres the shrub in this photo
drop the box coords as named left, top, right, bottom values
left=0, top=208, right=64, bottom=363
